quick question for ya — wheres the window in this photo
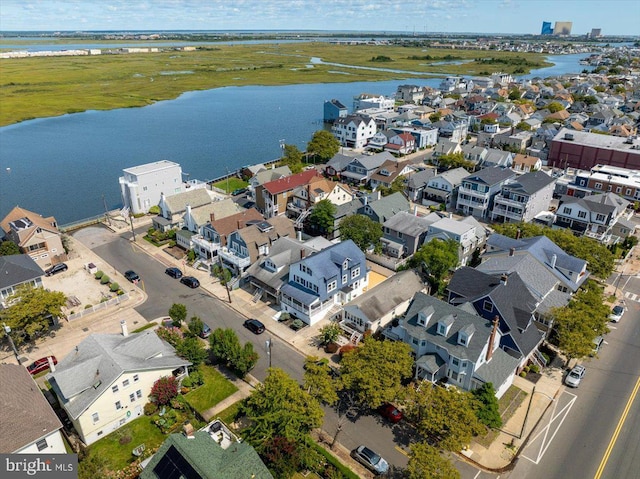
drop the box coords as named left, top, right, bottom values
left=412, top=337, right=419, bottom=345
left=133, top=374, right=139, bottom=382
left=459, top=335, right=467, bottom=346
left=343, top=260, right=349, bottom=270
left=351, top=267, right=360, bottom=279
left=616, top=186, right=622, bottom=193
left=130, top=393, right=136, bottom=403
left=595, top=214, right=606, bottom=222
left=143, top=186, right=148, bottom=191
left=112, top=385, right=119, bottom=393
left=461, top=360, right=468, bottom=369
left=123, top=379, right=130, bottom=388
left=562, top=207, right=572, bottom=214
left=92, top=412, right=100, bottom=424
left=136, top=389, right=142, bottom=399
left=483, top=300, right=493, bottom=312
left=626, top=188, right=632, bottom=196
left=578, top=211, right=587, bottom=219
left=594, top=183, right=602, bottom=190
left=327, top=281, right=337, bottom=293
left=36, top=439, right=48, bottom=451
left=437, top=323, right=447, bottom=336
left=115, top=401, right=122, bottom=410
left=342, top=274, right=348, bottom=284
left=452, top=357, right=460, bottom=366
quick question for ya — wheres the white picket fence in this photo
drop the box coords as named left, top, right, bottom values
left=67, top=293, right=130, bottom=321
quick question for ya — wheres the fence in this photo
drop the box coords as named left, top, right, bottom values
left=66, top=293, right=130, bottom=321
left=58, top=213, right=108, bottom=233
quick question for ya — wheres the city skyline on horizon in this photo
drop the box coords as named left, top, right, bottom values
left=1, top=0, right=638, bottom=36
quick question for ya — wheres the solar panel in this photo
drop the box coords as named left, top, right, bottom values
left=153, top=445, right=203, bottom=479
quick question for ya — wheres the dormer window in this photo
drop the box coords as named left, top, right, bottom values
left=437, top=323, right=448, bottom=336
left=483, top=300, right=493, bottom=313
left=343, top=260, right=349, bottom=270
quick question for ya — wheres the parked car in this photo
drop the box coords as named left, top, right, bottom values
left=232, top=187, right=247, bottom=196
left=609, top=305, right=625, bottom=323
left=351, top=445, right=389, bottom=475
left=565, top=364, right=586, bottom=388
left=124, top=270, right=140, bottom=282
left=244, top=318, right=265, bottom=334
left=165, top=267, right=183, bottom=279
left=199, top=323, right=212, bottom=339
left=26, top=356, right=58, bottom=375
left=592, top=335, right=604, bottom=355
left=44, top=263, right=67, bottom=276
left=180, top=276, right=200, bottom=288
left=378, top=403, right=403, bottom=423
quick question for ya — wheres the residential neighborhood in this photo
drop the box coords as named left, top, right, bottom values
left=2, top=23, right=640, bottom=479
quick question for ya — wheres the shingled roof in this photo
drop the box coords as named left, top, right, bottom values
left=263, top=169, right=320, bottom=195
left=0, top=254, right=44, bottom=290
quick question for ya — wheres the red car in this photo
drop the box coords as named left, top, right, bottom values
left=26, top=356, right=57, bottom=375
left=378, top=403, right=403, bottom=423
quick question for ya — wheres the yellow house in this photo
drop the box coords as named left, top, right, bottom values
left=47, top=324, right=190, bottom=445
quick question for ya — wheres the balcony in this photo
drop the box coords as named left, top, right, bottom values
left=494, top=195, right=526, bottom=209
left=287, top=202, right=308, bottom=215
left=492, top=204, right=524, bottom=221
left=191, top=235, right=220, bottom=254
left=458, top=185, right=490, bottom=200
left=219, top=247, right=251, bottom=269
left=457, top=196, right=488, bottom=209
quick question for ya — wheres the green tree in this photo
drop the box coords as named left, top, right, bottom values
left=176, top=337, right=208, bottom=368
left=551, top=279, right=610, bottom=365
left=235, top=342, right=259, bottom=378
left=407, top=442, right=460, bottom=479
left=471, top=383, right=502, bottom=429
left=0, top=240, right=20, bottom=256
left=0, top=286, right=66, bottom=345
left=209, top=328, right=241, bottom=365
left=242, top=368, right=324, bottom=446
left=168, top=303, right=187, bottom=327
left=412, top=239, right=459, bottom=292
left=306, top=130, right=340, bottom=162
left=547, top=101, right=564, bottom=113
left=188, top=315, right=204, bottom=338
left=508, top=88, right=521, bottom=101
left=379, top=175, right=407, bottom=196
left=339, top=337, right=413, bottom=409
left=281, top=144, right=304, bottom=174
left=338, top=214, right=383, bottom=253
left=303, top=356, right=339, bottom=405
left=515, top=121, right=532, bottom=131
left=405, top=384, right=484, bottom=451
left=307, top=199, right=336, bottom=236
left=435, top=152, right=474, bottom=171
left=318, top=322, right=341, bottom=345
left=430, top=112, right=442, bottom=123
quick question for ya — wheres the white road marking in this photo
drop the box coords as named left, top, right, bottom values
left=521, top=391, right=577, bottom=465
left=473, top=471, right=482, bottom=479
left=625, top=292, right=638, bottom=302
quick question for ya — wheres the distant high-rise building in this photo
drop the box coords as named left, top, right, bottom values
left=554, top=21, right=573, bottom=35
left=541, top=21, right=553, bottom=35
left=590, top=28, right=602, bottom=38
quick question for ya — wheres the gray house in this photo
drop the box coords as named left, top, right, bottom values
left=382, top=211, right=435, bottom=258
left=490, top=171, right=556, bottom=223
left=0, top=254, right=44, bottom=303
left=359, top=191, right=411, bottom=223
left=456, top=167, right=516, bottom=219
left=423, top=167, right=469, bottom=206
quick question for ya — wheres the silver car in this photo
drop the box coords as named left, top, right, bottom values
left=565, top=365, right=586, bottom=388
left=352, top=445, right=389, bottom=475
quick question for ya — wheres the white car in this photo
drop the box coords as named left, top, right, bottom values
left=565, top=365, right=586, bottom=388
left=609, top=305, right=625, bottom=323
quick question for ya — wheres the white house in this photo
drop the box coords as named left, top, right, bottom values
left=0, top=364, right=66, bottom=454
left=119, top=160, right=184, bottom=215
left=353, top=93, right=395, bottom=111
left=332, top=115, right=377, bottom=149
left=47, top=324, right=190, bottom=446
left=490, top=171, right=556, bottom=223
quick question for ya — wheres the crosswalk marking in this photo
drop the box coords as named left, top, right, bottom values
left=624, top=292, right=638, bottom=302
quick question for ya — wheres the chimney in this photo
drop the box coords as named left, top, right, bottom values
left=414, top=205, right=418, bottom=216
left=238, top=220, right=243, bottom=229
left=120, top=320, right=128, bottom=337
left=301, top=249, right=306, bottom=259
left=509, top=247, right=515, bottom=257
left=500, top=274, right=508, bottom=286
left=48, top=356, right=56, bottom=373
left=210, top=212, right=215, bottom=222
left=297, top=230, right=302, bottom=241
left=515, top=228, right=521, bottom=240
left=182, top=421, right=195, bottom=439
left=185, top=203, right=191, bottom=219
left=449, top=212, right=453, bottom=219
left=486, top=316, right=500, bottom=361
left=550, top=254, right=557, bottom=269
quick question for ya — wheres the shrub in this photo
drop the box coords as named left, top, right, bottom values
left=100, top=275, right=110, bottom=284
left=529, top=364, right=540, bottom=374
left=156, top=326, right=184, bottom=347
left=94, top=270, right=104, bottom=279
left=148, top=205, right=160, bottom=215
left=181, top=376, right=193, bottom=389
left=144, top=402, right=158, bottom=416
left=150, top=376, right=179, bottom=405
left=189, top=369, right=204, bottom=387
left=118, top=434, right=132, bottom=445
left=339, top=344, right=357, bottom=357
left=291, top=319, right=305, bottom=331
left=110, top=282, right=120, bottom=292
left=84, top=304, right=92, bottom=309
left=519, top=371, right=527, bottom=377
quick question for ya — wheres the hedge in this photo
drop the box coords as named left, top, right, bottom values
left=308, top=440, right=359, bottom=479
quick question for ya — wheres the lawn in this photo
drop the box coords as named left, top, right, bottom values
left=211, top=177, right=249, bottom=194
left=89, top=415, right=167, bottom=471
left=185, top=365, right=239, bottom=415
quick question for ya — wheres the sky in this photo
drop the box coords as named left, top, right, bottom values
left=0, top=0, right=638, bottom=36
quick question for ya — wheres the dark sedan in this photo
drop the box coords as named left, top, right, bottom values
left=124, top=270, right=140, bottom=282
left=45, top=263, right=68, bottom=276
left=180, top=276, right=200, bottom=288
left=244, top=318, right=265, bottom=334
left=165, top=267, right=183, bottom=279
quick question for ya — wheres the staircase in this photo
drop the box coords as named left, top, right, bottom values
left=295, top=209, right=312, bottom=228
left=252, top=287, right=264, bottom=303
left=532, top=349, right=547, bottom=369
left=349, top=331, right=363, bottom=345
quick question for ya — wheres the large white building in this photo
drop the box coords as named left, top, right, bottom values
left=119, top=160, right=183, bottom=215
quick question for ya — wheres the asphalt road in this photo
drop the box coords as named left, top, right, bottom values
left=506, top=280, right=640, bottom=479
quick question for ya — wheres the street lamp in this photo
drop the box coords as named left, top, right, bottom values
left=3, top=323, right=22, bottom=365
left=265, top=337, right=273, bottom=369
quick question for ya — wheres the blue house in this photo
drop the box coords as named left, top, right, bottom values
left=323, top=99, right=348, bottom=123
left=280, top=240, right=368, bottom=325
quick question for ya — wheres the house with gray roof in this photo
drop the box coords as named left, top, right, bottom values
left=423, top=215, right=488, bottom=266
left=381, top=211, right=436, bottom=258
left=248, top=166, right=291, bottom=199
left=280, top=239, right=368, bottom=325
left=154, top=188, right=213, bottom=231
left=490, top=171, right=556, bottom=223
left=382, top=292, right=519, bottom=398
left=0, top=364, right=65, bottom=453
left=245, top=236, right=332, bottom=304
left=0, top=254, right=44, bottom=303
left=140, top=420, right=272, bottom=479
left=423, top=167, right=470, bottom=206
left=447, top=267, right=546, bottom=368
left=456, top=167, right=516, bottom=219
left=479, top=148, right=514, bottom=169
left=554, top=192, right=631, bottom=244
left=359, top=191, right=411, bottom=223
left=405, top=168, right=437, bottom=202
left=340, top=151, right=396, bottom=185
left=183, top=198, right=246, bottom=234
left=340, top=270, right=425, bottom=340
left=47, top=326, right=190, bottom=445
